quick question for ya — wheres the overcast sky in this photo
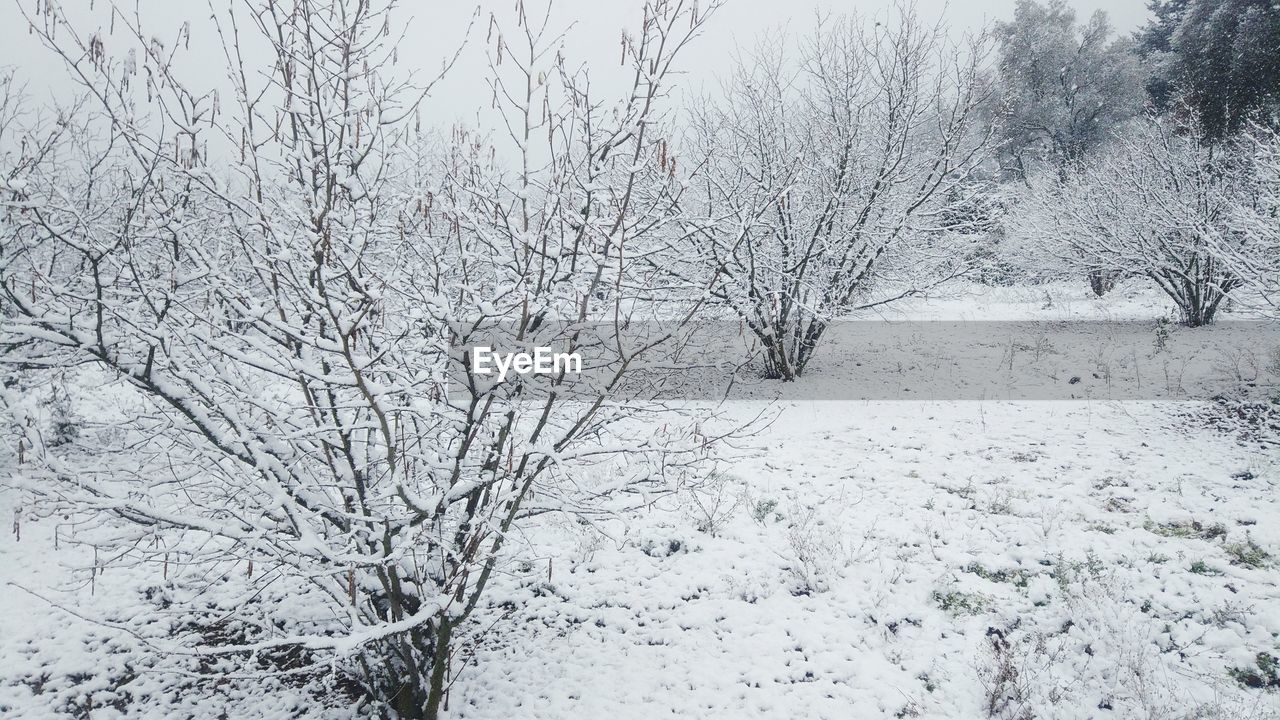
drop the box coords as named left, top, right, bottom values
left=0, top=0, right=1152, bottom=128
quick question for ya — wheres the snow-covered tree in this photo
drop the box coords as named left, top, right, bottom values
left=1010, top=116, right=1247, bottom=326
left=677, top=7, right=996, bottom=380
left=993, top=0, right=1144, bottom=178
left=0, top=1, right=723, bottom=717
left=1138, top=0, right=1280, bottom=142
left=1217, top=125, right=1280, bottom=314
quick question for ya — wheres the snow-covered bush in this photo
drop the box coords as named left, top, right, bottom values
left=1218, top=124, right=1280, bottom=316
left=676, top=8, right=997, bottom=379
left=683, top=470, right=743, bottom=537
left=782, top=497, right=858, bottom=594
left=0, top=1, right=725, bottom=717
left=1009, top=116, right=1249, bottom=326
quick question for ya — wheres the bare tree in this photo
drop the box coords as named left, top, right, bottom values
left=0, top=1, right=722, bottom=717
left=674, top=6, right=996, bottom=380
left=1010, top=115, right=1246, bottom=327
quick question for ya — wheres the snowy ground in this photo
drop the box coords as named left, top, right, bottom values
left=457, top=400, right=1279, bottom=719
left=3, top=280, right=1279, bottom=719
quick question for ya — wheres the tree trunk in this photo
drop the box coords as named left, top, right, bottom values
left=1087, top=269, right=1117, bottom=297
left=424, top=622, right=452, bottom=719
left=1152, top=266, right=1234, bottom=328
left=366, top=620, right=443, bottom=719
left=759, top=319, right=826, bottom=380
left=760, top=336, right=799, bottom=381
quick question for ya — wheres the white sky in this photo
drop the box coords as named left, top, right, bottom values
left=0, top=0, right=1150, bottom=128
